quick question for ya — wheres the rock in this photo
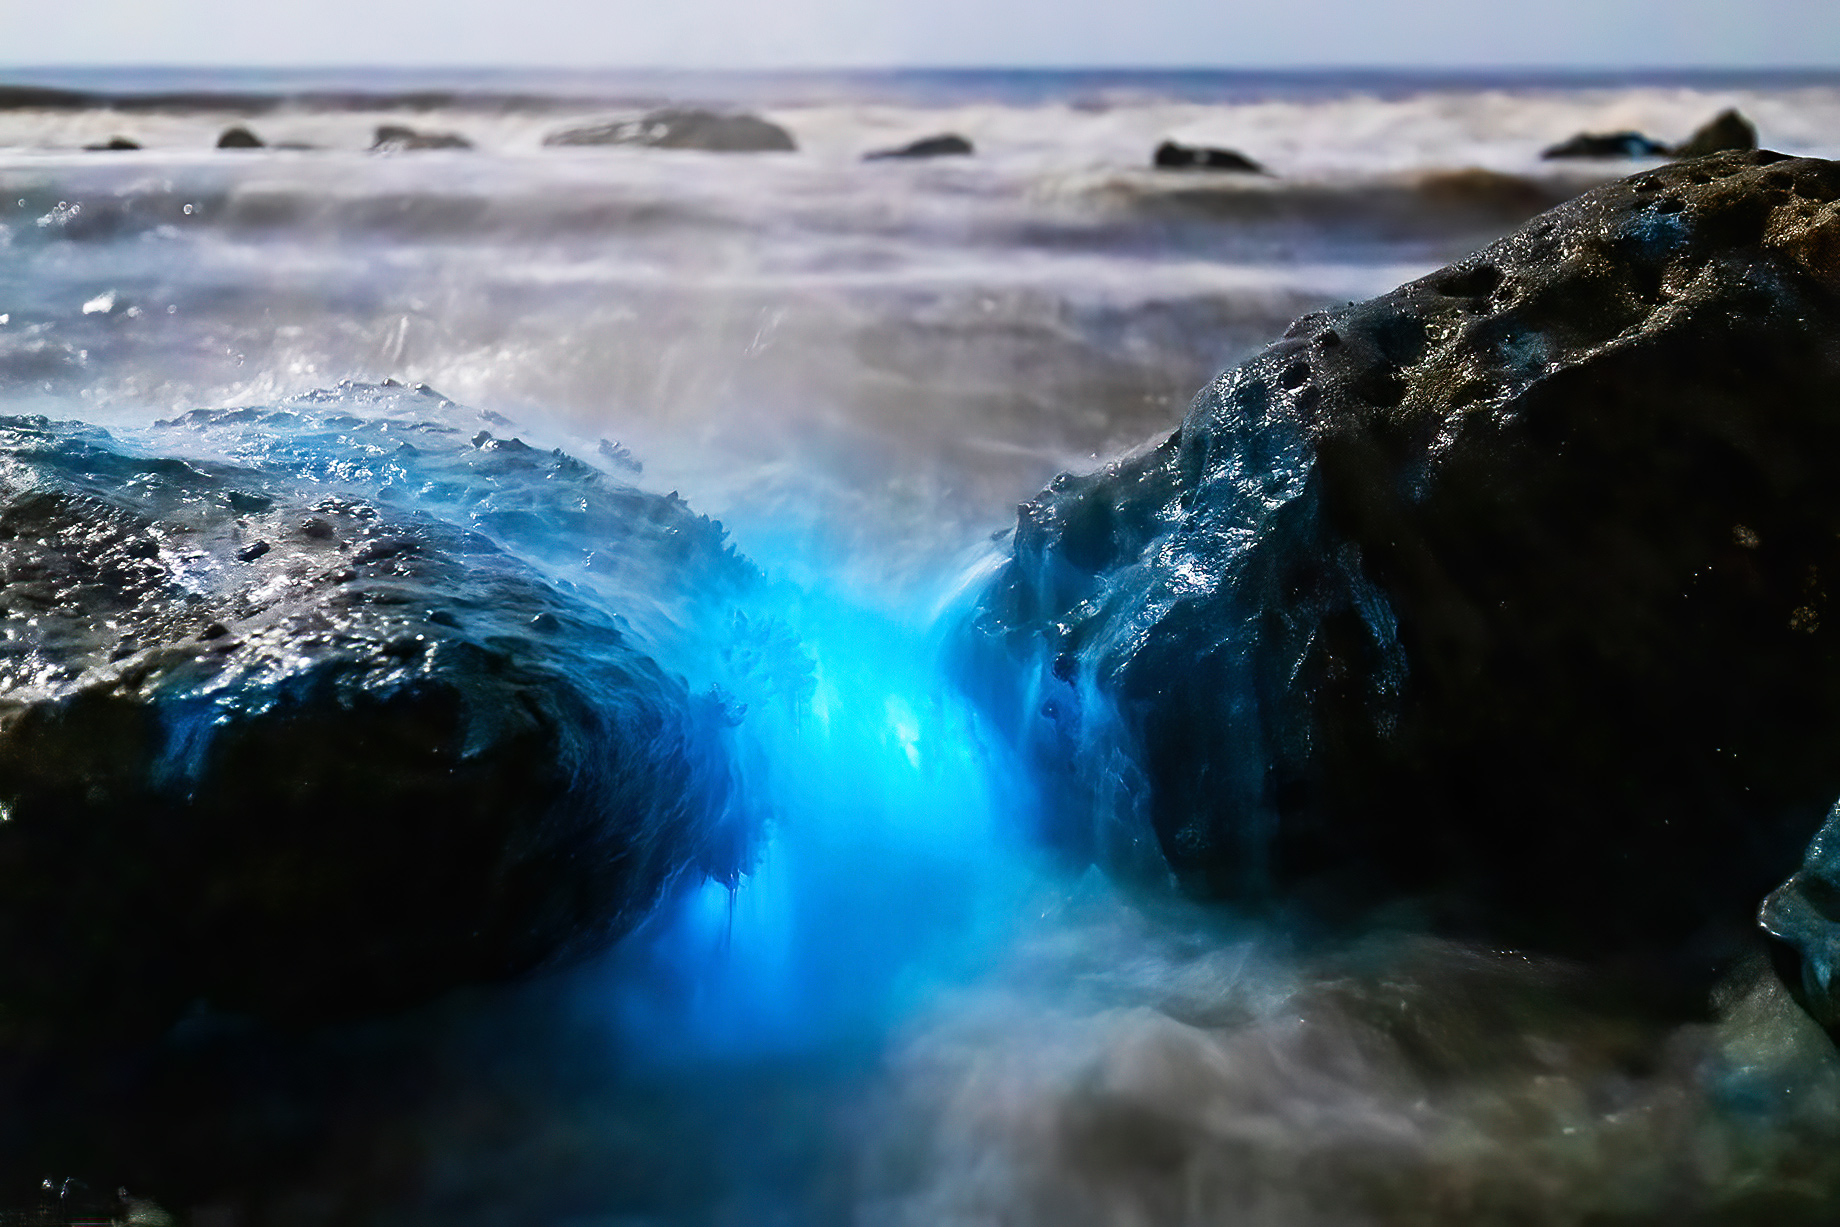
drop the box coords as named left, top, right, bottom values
left=544, top=108, right=795, bottom=153
left=864, top=133, right=973, bottom=160
left=81, top=136, right=140, bottom=152
left=1153, top=140, right=1265, bottom=172
left=1760, top=801, right=1840, bottom=1026
left=1410, top=167, right=1575, bottom=217
left=216, top=126, right=264, bottom=149
left=969, top=152, right=1840, bottom=980
left=1673, top=108, right=1758, bottom=159
left=0, top=384, right=757, bottom=1043
left=1540, top=130, right=1670, bottom=159
left=370, top=124, right=471, bottom=152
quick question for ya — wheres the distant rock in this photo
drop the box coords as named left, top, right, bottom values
left=865, top=133, right=974, bottom=160
left=1542, top=111, right=1761, bottom=162
left=544, top=108, right=796, bottom=153
left=1673, top=108, right=1758, bottom=159
left=1410, top=167, right=1571, bottom=216
left=970, top=152, right=1840, bottom=995
left=370, top=124, right=472, bottom=152
left=0, top=385, right=755, bottom=1044
left=216, top=126, right=264, bottom=149
left=1540, top=130, right=1670, bottom=159
left=1153, top=140, right=1265, bottom=173
left=81, top=136, right=140, bottom=152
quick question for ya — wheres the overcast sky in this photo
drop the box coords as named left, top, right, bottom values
left=2, top=0, right=1835, bottom=70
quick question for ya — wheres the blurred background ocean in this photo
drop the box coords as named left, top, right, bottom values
left=6, top=69, right=1837, bottom=588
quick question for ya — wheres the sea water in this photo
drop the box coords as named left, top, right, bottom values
left=4, top=67, right=1840, bottom=1224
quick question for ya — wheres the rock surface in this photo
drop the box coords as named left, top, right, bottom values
left=1541, top=130, right=1670, bottom=159
left=970, top=152, right=1840, bottom=978
left=1674, top=108, right=1759, bottom=159
left=0, top=384, right=756, bottom=1042
left=370, top=124, right=471, bottom=152
left=1760, top=801, right=1840, bottom=1025
left=865, top=133, right=974, bottom=160
left=216, top=126, right=264, bottom=149
left=1153, top=140, right=1265, bottom=172
left=544, top=109, right=796, bottom=153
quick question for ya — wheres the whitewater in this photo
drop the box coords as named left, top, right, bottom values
left=4, top=67, right=1840, bottom=1225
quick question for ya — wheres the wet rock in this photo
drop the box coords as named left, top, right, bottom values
left=971, top=152, right=1840, bottom=980
left=0, top=385, right=756, bottom=1043
left=370, top=124, right=471, bottom=152
left=81, top=136, right=140, bottom=152
left=1153, top=140, right=1265, bottom=172
left=865, top=133, right=973, bottom=160
left=1541, top=130, right=1670, bottom=159
left=216, top=126, right=264, bottom=149
left=1760, top=801, right=1840, bottom=1026
left=1674, top=108, right=1758, bottom=159
left=544, top=108, right=795, bottom=153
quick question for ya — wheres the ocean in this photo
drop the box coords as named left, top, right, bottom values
left=3, top=67, right=1840, bottom=1225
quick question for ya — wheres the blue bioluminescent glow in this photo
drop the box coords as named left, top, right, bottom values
left=602, top=555, right=1045, bottom=1061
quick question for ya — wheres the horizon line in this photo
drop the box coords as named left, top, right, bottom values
left=5, top=62, right=1840, bottom=76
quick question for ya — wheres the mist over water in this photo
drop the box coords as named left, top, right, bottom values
left=5, top=68, right=1840, bottom=1223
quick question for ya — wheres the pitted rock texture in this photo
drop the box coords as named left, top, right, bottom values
left=0, top=388, right=752, bottom=1041
left=973, top=152, right=1840, bottom=973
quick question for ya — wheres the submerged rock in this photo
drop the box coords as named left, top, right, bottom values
left=1541, top=130, right=1670, bottom=159
left=864, top=133, right=973, bottom=160
left=1153, top=140, right=1265, bottom=172
left=216, top=126, right=264, bottom=149
left=544, top=108, right=796, bottom=153
left=370, top=124, right=471, bottom=152
left=971, top=152, right=1840, bottom=978
left=1674, top=108, right=1759, bottom=159
left=0, top=384, right=756, bottom=1042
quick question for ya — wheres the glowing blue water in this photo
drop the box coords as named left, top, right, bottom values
left=119, top=385, right=1045, bottom=1061
left=603, top=553, right=1045, bottom=1062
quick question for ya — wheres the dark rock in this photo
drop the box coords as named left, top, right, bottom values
left=1673, top=108, right=1759, bottom=159
left=1540, top=130, right=1670, bottom=159
left=81, top=136, right=140, bottom=152
left=0, top=385, right=760, bottom=1044
left=543, top=108, right=796, bottom=153
left=969, top=152, right=1840, bottom=981
left=370, top=124, right=471, bottom=152
left=1154, top=140, right=1265, bottom=173
left=1760, top=802, right=1840, bottom=1025
left=865, top=133, right=974, bottom=160
left=216, top=126, right=264, bottom=149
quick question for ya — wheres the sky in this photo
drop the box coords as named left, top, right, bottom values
left=1, top=0, right=1835, bottom=70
